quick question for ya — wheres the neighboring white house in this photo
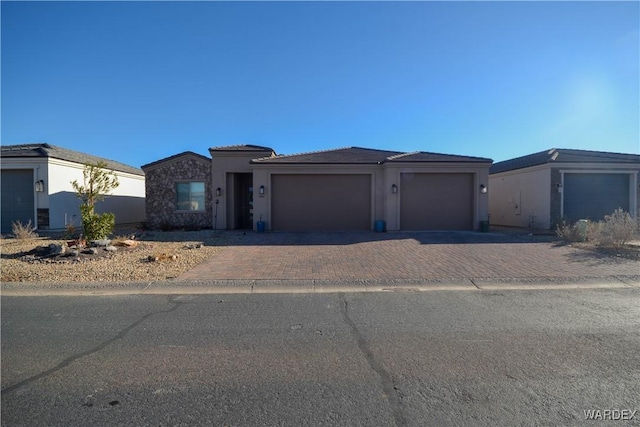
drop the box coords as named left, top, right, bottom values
left=489, top=148, right=640, bottom=230
left=1, top=143, right=146, bottom=233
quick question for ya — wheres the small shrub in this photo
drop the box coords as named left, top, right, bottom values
left=80, top=205, right=115, bottom=241
left=11, top=220, right=38, bottom=239
left=556, top=219, right=598, bottom=243
left=598, top=208, right=638, bottom=249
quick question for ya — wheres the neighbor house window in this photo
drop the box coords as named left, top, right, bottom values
left=176, top=182, right=205, bottom=211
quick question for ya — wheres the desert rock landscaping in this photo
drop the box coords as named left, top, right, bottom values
left=1, top=230, right=227, bottom=283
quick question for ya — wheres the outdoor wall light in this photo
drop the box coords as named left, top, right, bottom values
left=480, top=184, right=487, bottom=194
left=391, top=184, right=398, bottom=193
left=216, top=187, right=222, bottom=197
left=35, top=180, right=45, bottom=192
left=259, top=185, right=265, bottom=195
left=556, top=183, right=563, bottom=193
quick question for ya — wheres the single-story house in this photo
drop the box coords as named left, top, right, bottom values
left=489, top=148, right=640, bottom=230
left=142, top=145, right=492, bottom=232
left=1, top=143, right=146, bottom=233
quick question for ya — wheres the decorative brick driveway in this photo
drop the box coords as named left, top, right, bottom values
left=177, top=231, right=639, bottom=282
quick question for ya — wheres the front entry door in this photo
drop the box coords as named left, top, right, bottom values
left=234, top=173, right=253, bottom=229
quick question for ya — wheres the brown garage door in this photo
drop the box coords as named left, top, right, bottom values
left=400, top=173, right=474, bottom=230
left=271, top=174, right=371, bottom=231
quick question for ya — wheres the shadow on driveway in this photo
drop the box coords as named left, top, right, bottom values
left=210, top=230, right=558, bottom=247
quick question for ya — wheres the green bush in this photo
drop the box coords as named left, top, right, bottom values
left=80, top=205, right=115, bottom=241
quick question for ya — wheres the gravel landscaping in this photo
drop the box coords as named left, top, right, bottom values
left=1, top=230, right=229, bottom=283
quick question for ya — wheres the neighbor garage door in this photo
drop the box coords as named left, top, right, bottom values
left=400, top=173, right=474, bottom=230
left=563, top=173, right=630, bottom=222
left=1, top=169, right=35, bottom=234
left=271, top=174, right=371, bottom=231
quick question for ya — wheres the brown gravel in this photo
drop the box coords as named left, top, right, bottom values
left=1, top=230, right=228, bottom=283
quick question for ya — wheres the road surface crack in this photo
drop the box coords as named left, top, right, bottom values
left=340, top=294, right=406, bottom=426
left=1, top=296, right=184, bottom=396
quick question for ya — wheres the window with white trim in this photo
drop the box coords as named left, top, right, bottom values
left=176, top=182, right=205, bottom=211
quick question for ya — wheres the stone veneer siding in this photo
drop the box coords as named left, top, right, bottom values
left=145, top=158, right=212, bottom=229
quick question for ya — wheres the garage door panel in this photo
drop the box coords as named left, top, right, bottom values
left=271, top=174, right=371, bottom=231
left=401, top=173, right=473, bottom=230
left=564, top=173, right=629, bottom=222
left=1, top=170, right=35, bottom=233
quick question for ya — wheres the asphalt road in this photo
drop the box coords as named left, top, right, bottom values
left=2, top=289, right=639, bottom=426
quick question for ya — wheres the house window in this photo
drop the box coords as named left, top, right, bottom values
left=176, top=182, right=205, bottom=211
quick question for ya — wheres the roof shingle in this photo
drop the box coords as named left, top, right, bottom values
left=490, top=148, right=640, bottom=174
left=209, top=144, right=275, bottom=152
left=386, top=151, right=492, bottom=163
left=251, top=146, right=492, bottom=165
left=251, top=147, right=404, bottom=164
left=1, top=143, right=144, bottom=176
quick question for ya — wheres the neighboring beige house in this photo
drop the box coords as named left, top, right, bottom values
left=489, top=148, right=640, bottom=230
left=1, top=143, right=146, bottom=233
left=142, top=145, right=492, bottom=232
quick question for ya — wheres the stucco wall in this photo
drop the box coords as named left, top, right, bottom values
left=252, top=165, right=382, bottom=231
left=144, top=156, right=212, bottom=229
left=0, top=157, right=144, bottom=230
left=489, top=167, right=551, bottom=229
left=210, top=150, right=273, bottom=230
left=47, top=159, right=145, bottom=229
left=385, top=164, right=490, bottom=231
left=253, top=163, right=489, bottom=231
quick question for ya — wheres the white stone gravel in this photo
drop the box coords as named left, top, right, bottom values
left=1, top=231, right=228, bottom=283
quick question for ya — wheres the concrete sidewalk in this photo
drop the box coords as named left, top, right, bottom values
left=3, top=231, right=639, bottom=296
left=2, top=275, right=639, bottom=296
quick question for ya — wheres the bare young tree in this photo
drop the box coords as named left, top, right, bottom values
left=71, top=162, right=119, bottom=240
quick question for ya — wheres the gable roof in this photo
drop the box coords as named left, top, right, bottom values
left=1, top=143, right=144, bottom=176
left=141, top=151, right=211, bottom=170
left=252, top=146, right=492, bottom=165
left=490, top=148, right=640, bottom=174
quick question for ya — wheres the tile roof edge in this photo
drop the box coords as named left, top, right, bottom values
left=250, top=146, right=355, bottom=162
left=209, top=144, right=275, bottom=152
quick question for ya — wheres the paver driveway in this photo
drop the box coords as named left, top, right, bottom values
left=177, top=231, right=639, bottom=282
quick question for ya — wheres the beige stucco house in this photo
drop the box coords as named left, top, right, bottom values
left=489, top=148, right=640, bottom=230
left=142, top=145, right=492, bottom=232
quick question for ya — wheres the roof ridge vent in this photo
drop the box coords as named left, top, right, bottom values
left=386, top=151, right=417, bottom=160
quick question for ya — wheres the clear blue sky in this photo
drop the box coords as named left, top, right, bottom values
left=2, top=1, right=638, bottom=167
